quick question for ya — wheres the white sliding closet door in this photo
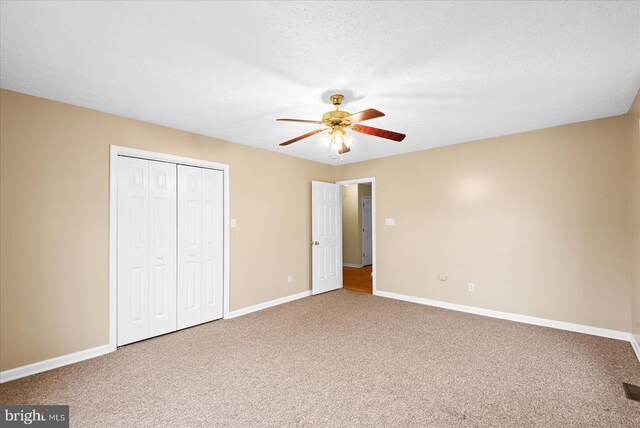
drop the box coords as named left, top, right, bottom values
left=201, top=168, right=224, bottom=322
left=116, top=151, right=225, bottom=346
left=178, top=165, right=202, bottom=329
left=177, top=165, right=224, bottom=329
left=117, top=157, right=178, bottom=346
left=148, top=161, right=177, bottom=337
left=117, top=157, right=149, bottom=345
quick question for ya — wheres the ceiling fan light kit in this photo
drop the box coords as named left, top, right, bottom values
left=277, top=93, right=406, bottom=156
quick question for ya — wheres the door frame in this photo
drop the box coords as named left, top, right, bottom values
left=109, top=145, right=230, bottom=352
left=335, top=177, right=377, bottom=294
left=361, top=195, right=372, bottom=266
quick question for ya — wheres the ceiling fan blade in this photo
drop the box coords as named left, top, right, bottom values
left=344, top=108, right=385, bottom=124
left=351, top=124, right=406, bottom=142
left=276, top=118, right=323, bottom=124
left=338, top=143, right=351, bottom=155
left=279, top=128, right=326, bottom=146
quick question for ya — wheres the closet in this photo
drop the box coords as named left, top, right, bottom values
left=116, top=156, right=224, bottom=346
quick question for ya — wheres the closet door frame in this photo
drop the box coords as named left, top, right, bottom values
left=108, top=145, right=230, bottom=352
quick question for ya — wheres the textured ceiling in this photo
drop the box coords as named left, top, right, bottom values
left=1, top=1, right=639, bottom=165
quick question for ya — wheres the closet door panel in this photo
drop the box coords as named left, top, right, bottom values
left=202, top=169, right=224, bottom=322
left=117, top=157, right=149, bottom=346
left=148, top=161, right=177, bottom=337
left=177, top=165, right=202, bottom=329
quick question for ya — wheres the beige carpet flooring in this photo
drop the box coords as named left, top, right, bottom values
left=1, top=290, right=639, bottom=427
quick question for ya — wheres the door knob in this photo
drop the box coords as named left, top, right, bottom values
left=311, top=241, right=319, bottom=246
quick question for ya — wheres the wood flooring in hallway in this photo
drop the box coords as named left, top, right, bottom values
left=343, top=265, right=372, bottom=294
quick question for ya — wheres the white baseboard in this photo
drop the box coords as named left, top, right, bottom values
left=226, top=290, right=312, bottom=319
left=631, top=335, right=640, bottom=362
left=343, top=263, right=363, bottom=268
left=374, top=290, right=639, bottom=360
left=0, top=344, right=110, bottom=384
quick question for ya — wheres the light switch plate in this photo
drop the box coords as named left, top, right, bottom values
left=385, top=218, right=395, bottom=226
left=230, top=219, right=237, bottom=228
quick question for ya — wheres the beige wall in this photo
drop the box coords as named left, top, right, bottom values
left=629, top=90, right=640, bottom=343
left=342, top=184, right=372, bottom=266
left=336, top=115, right=634, bottom=332
left=342, top=185, right=360, bottom=265
left=0, top=90, right=333, bottom=371
left=359, top=184, right=372, bottom=198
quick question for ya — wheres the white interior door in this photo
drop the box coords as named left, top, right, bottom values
left=362, top=196, right=372, bottom=266
left=117, top=157, right=150, bottom=346
left=148, top=161, right=177, bottom=337
left=177, top=165, right=203, bottom=329
left=201, top=168, right=224, bottom=322
left=312, top=181, right=342, bottom=295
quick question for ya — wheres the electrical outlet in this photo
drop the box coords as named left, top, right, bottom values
left=468, top=283, right=475, bottom=293
left=287, top=274, right=292, bottom=284
left=437, top=274, right=447, bottom=281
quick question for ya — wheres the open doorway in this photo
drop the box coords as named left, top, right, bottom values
left=337, top=178, right=375, bottom=294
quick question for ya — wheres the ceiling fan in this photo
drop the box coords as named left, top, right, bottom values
left=277, top=94, right=406, bottom=155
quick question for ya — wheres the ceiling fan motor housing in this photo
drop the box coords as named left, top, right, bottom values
left=322, top=110, right=351, bottom=127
